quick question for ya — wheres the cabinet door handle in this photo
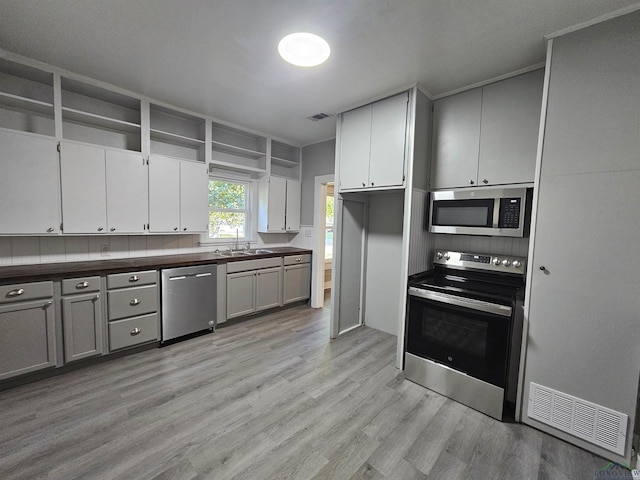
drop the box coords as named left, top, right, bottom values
left=76, top=281, right=90, bottom=289
left=7, top=288, right=25, bottom=297
left=482, top=179, right=488, bottom=184
left=110, top=227, right=116, bottom=232
left=46, top=227, right=54, bottom=233
left=468, top=180, right=474, bottom=185
left=130, top=298, right=141, bottom=306
left=362, top=182, right=365, bottom=187
left=94, top=294, right=100, bottom=300
left=174, top=227, right=178, bottom=231
left=130, top=327, right=142, bottom=336
left=129, top=275, right=140, bottom=282
left=183, top=227, right=187, bottom=231
left=296, top=257, right=301, bottom=262
left=98, top=227, right=104, bottom=231
left=371, top=182, right=374, bottom=186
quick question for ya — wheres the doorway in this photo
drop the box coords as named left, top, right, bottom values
left=311, top=175, right=334, bottom=309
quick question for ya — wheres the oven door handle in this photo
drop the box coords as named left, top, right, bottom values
left=408, top=287, right=512, bottom=317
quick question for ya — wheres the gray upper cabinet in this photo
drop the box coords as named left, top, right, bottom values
left=339, top=92, right=408, bottom=192
left=431, top=88, right=482, bottom=189
left=478, top=69, right=544, bottom=185
left=0, top=281, right=56, bottom=381
left=431, top=70, right=543, bottom=189
left=0, top=130, right=60, bottom=234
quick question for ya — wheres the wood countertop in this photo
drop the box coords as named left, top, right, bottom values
left=0, top=247, right=312, bottom=283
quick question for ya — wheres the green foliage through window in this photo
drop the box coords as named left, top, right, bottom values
left=208, top=180, right=248, bottom=239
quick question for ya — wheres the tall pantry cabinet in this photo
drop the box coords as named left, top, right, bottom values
left=331, top=86, right=432, bottom=368
left=521, top=10, right=640, bottom=465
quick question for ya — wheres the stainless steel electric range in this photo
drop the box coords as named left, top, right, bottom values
left=404, top=250, right=526, bottom=420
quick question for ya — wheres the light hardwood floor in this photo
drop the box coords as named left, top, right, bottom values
left=0, top=305, right=607, bottom=480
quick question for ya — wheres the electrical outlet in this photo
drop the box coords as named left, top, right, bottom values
left=100, top=244, right=110, bottom=257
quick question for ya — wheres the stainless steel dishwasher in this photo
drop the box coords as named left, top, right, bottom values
left=160, top=264, right=216, bottom=343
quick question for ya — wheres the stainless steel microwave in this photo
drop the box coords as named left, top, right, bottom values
left=428, top=187, right=533, bottom=237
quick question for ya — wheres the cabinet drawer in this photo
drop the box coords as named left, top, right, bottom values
left=61, top=276, right=101, bottom=295
left=226, top=257, right=282, bottom=273
left=109, top=313, right=159, bottom=351
left=108, top=285, right=158, bottom=321
left=107, top=270, right=157, bottom=289
left=0, top=281, right=53, bottom=304
left=284, top=254, right=311, bottom=265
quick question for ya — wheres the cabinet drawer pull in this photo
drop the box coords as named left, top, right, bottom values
left=98, top=226, right=104, bottom=231
left=130, top=327, right=142, bottom=336
left=110, top=227, right=116, bottom=232
left=76, top=281, right=90, bottom=289
left=130, top=298, right=141, bottom=306
left=129, top=275, right=140, bottom=282
left=7, top=288, right=25, bottom=297
left=46, top=227, right=54, bottom=233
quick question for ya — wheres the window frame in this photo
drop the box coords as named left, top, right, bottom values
left=205, top=175, right=253, bottom=244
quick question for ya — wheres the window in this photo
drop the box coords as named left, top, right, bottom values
left=208, top=178, right=250, bottom=240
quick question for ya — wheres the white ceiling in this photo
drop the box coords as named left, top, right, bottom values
left=0, top=0, right=637, bottom=146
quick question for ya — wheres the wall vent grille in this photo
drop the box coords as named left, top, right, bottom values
left=528, top=382, right=627, bottom=455
left=306, top=113, right=332, bottom=121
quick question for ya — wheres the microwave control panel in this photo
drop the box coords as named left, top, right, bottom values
left=498, top=198, right=521, bottom=229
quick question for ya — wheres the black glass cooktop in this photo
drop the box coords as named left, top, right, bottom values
left=409, top=267, right=524, bottom=305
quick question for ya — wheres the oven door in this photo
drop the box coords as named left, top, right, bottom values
left=407, top=287, right=512, bottom=388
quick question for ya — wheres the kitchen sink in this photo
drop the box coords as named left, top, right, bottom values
left=214, top=249, right=275, bottom=257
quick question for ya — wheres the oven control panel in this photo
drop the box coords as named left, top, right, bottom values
left=434, top=250, right=527, bottom=275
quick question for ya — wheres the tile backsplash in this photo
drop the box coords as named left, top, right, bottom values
left=0, top=226, right=315, bottom=266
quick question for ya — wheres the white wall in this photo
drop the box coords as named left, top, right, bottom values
left=300, top=139, right=336, bottom=225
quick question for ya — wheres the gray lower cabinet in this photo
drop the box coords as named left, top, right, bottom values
left=106, top=270, right=159, bottom=351
left=283, top=255, right=311, bottom=304
left=0, top=281, right=56, bottom=381
left=61, top=282, right=104, bottom=363
left=226, top=257, right=283, bottom=320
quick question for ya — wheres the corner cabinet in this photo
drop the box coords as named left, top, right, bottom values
left=148, top=155, right=208, bottom=233
left=0, top=281, right=56, bottom=381
left=258, top=176, right=301, bottom=233
left=338, top=91, right=409, bottom=192
left=431, top=69, right=544, bottom=189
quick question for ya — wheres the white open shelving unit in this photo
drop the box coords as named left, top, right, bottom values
left=0, top=58, right=55, bottom=137
left=61, top=77, right=141, bottom=152
left=210, top=122, right=268, bottom=176
left=150, top=103, right=206, bottom=162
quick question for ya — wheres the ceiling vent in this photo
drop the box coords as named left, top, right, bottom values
left=306, top=113, right=332, bottom=121
left=528, top=382, right=628, bottom=455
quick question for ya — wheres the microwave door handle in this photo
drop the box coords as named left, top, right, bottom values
left=492, top=197, right=500, bottom=228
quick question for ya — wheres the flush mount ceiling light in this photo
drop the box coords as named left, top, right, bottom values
left=278, top=32, right=330, bottom=67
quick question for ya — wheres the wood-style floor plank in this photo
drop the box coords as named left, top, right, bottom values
left=0, top=305, right=609, bottom=480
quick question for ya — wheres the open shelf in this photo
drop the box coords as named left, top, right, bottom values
left=150, top=104, right=206, bottom=161
left=61, top=77, right=141, bottom=151
left=209, top=160, right=267, bottom=178
left=211, top=122, right=267, bottom=173
left=0, top=59, right=55, bottom=136
left=270, top=140, right=300, bottom=179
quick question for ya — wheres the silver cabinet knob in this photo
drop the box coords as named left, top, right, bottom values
left=540, top=266, right=546, bottom=271
left=130, top=298, right=141, bottom=306
left=76, top=281, right=90, bottom=289
left=129, top=275, right=139, bottom=282
left=469, top=179, right=474, bottom=185
left=482, top=179, right=488, bottom=184
left=46, top=227, right=54, bottom=233
left=130, top=327, right=141, bottom=336
left=7, top=288, right=25, bottom=297
left=97, top=227, right=104, bottom=231
left=110, top=227, right=116, bottom=232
